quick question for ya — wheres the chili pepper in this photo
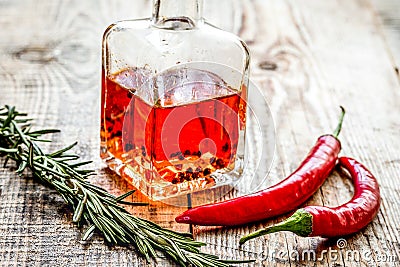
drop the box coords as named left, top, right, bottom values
left=175, top=108, right=345, bottom=226
left=239, top=157, right=381, bottom=244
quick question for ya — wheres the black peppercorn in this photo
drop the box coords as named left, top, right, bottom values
left=203, top=168, right=211, bottom=176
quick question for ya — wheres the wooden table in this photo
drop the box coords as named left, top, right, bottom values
left=1, top=0, right=399, bottom=266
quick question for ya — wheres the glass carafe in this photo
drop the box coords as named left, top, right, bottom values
left=101, top=0, right=250, bottom=201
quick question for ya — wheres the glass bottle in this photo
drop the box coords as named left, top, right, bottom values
left=101, top=0, right=250, bottom=201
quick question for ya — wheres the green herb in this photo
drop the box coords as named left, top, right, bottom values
left=0, top=105, right=253, bottom=266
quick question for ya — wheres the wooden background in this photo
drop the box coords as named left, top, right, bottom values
left=0, top=0, right=399, bottom=266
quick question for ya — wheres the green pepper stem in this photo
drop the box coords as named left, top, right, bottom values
left=333, top=106, right=346, bottom=138
left=239, top=209, right=313, bottom=245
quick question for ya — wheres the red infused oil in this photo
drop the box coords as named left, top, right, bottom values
left=101, top=67, right=246, bottom=199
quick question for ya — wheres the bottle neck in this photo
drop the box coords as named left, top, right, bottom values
left=151, top=0, right=203, bottom=29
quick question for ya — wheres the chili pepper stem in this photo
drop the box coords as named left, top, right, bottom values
left=239, top=209, right=313, bottom=245
left=333, top=106, right=346, bottom=138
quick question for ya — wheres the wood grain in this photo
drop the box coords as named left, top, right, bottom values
left=0, top=0, right=400, bottom=266
left=370, top=0, right=400, bottom=81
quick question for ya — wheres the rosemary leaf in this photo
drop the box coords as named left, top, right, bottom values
left=0, top=148, right=18, bottom=153
left=16, top=160, right=27, bottom=174
left=115, top=189, right=136, bottom=202
left=68, top=160, right=93, bottom=168
left=82, top=224, right=96, bottom=241
left=28, top=142, right=34, bottom=169
left=28, top=129, right=60, bottom=135
left=116, top=200, right=149, bottom=206
left=73, top=190, right=88, bottom=223
left=3, top=106, right=15, bottom=126
left=141, top=237, right=158, bottom=260
left=166, top=237, right=188, bottom=264
left=49, top=142, right=78, bottom=157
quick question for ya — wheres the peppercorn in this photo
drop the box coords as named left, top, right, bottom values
left=222, top=143, right=229, bottom=152
left=203, top=168, right=211, bottom=176
left=216, top=159, right=225, bottom=168
left=125, top=143, right=134, bottom=151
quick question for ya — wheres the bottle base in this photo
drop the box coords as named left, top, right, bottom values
left=101, top=147, right=244, bottom=205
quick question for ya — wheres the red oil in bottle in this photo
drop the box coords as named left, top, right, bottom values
left=101, top=67, right=246, bottom=199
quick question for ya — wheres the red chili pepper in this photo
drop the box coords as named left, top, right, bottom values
left=239, top=157, right=381, bottom=244
left=175, top=108, right=345, bottom=226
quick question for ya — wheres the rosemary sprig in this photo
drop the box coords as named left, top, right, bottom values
left=0, top=105, right=253, bottom=266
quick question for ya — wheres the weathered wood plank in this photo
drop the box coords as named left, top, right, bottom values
left=0, top=0, right=399, bottom=266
